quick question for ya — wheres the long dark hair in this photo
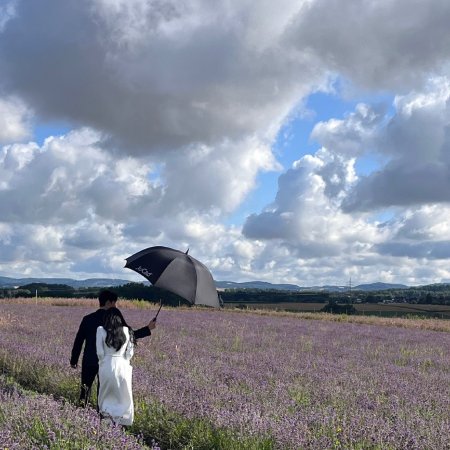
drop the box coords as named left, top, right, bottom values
left=103, top=307, right=136, bottom=351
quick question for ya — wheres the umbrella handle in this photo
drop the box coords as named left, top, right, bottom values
left=153, top=301, right=163, bottom=321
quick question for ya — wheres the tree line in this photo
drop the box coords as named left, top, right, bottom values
left=1, top=282, right=449, bottom=306
left=0, top=282, right=190, bottom=306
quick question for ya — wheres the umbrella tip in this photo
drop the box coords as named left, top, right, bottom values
left=185, top=248, right=189, bottom=254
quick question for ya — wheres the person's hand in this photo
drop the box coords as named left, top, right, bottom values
left=71, top=364, right=77, bottom=369
left=148, top=318, right=157, bottom=331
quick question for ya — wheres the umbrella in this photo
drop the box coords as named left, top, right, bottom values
left=124, top=246, right=220, bottom=311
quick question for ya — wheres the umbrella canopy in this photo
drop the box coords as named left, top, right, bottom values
left=125, top=246, right=220, bottom=308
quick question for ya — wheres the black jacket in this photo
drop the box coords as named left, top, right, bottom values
left=70, top=309, right=151, bottom=366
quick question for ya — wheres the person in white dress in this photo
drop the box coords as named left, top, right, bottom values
left=96, top=307, right=136, bottom=426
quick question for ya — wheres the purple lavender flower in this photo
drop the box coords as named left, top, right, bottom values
left=0, top=299, right=449, bottom=449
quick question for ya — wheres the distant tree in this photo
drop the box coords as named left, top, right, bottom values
left=366, top=294, right=378, bottom=303
left=220, top=289, right=328, bottom=303
left=320, top=301, right=357, bottom=315
left=19, top=283, right=75, bottom=297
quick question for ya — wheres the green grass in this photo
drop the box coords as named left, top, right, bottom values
left=133, top=400, right=275, bottom=450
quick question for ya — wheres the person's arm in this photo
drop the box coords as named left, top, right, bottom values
left=96, top=326, right=105, bottom=363
left=70, top=318, right=86, bottom=367
left=134, top=318, right=156, bottom=340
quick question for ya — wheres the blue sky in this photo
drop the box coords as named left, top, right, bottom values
left=1, top=0, right=450, bottom=286
left=33, top=122, right=72, bottom=147
left=228, top=88, right=395, bottom=226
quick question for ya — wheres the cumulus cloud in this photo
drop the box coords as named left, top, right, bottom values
left=0, top=0, right=326, bottom=154
left=161, top=136, right=280, bottom=214
left=310, top=103, right=384, bottom=158
left=243, top=148, right=382, bottom=257
left=342, top=78, right=450, bottom=211
left=0, top=124, right=281, bottom=227
left=376, top=240, right=450, bottom=259
left=375, top=205, right=450, bottom=259
left=241, top=88, right=450, bottom=284
left=7, top=0, right=449, bottom=156
left=288, top=0, right=450, bottom=91
left=0, top=97, right=31, bottom=143
left=0, top=126, right=277, bottom=278
left=0, top=129, right=162, bottom=225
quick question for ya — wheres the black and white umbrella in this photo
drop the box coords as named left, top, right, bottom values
left=125, top=246, right=220, bottom=312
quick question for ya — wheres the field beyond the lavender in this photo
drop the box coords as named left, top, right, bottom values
left=0, top=299, right=449, bottom=449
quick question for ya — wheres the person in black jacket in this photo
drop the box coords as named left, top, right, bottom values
left=70, top=289, right=156, bottom=406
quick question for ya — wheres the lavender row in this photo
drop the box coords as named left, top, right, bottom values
left=0, top=375, right=148, bottom=449
left=0, top=301, right=449, bottom=449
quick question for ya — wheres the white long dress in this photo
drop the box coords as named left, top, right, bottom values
left=96, top=326, right=134, bottom=425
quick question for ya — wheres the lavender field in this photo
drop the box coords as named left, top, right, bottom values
left=0, top=299, right=449, bottom=449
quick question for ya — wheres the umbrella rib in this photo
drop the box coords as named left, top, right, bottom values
left=189, top=256, right=198, bottom=304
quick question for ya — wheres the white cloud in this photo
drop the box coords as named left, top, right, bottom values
left=343, top=77, right=450, bottom=211
left=287, top=0, right=450, bottom=91
left=161, top=136, right=280, bottom=214
left=0, top=0, right=326, bottom=154
left=0, top=97, right=31, bottom=143
left=0, top=128, right=164, bottom=225
left=0, top=127, right=276, bottom=279
left=243, top=148, right=383, bottom=256
left=375, top=205, right=450, bottom=260
left=0, top=1, right=16, bottom=32
left=395, top=205, right=450, bottom=240
left=310, top=103, right=384, bottom=158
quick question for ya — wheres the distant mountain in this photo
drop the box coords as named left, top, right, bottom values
left=0, top=276, right=132, bottom=288
left=216, top=280, right=410, bottom=292
left=0, top=276, right=414, bottom=292
left=354, top=282, right=408, bottom=291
